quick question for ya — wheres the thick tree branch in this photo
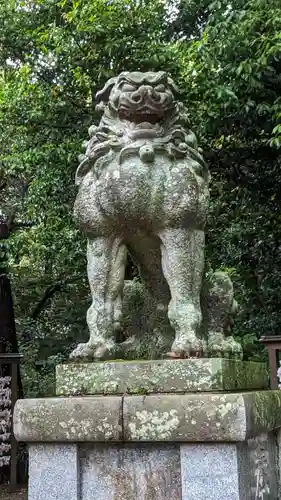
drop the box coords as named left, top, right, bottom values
left=6, top=208, right=17, bottom=233
left=30, top=282, right=65, bottom=320
left=0, top=221, right=9, bottom=240
left=10, top=221, right=34, bottom=233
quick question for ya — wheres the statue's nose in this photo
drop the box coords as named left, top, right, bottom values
left=149, top=87, right=161, bottom=101
left=131, top=89, right=143, bottom=102
left=131, top=86, right=160, bottom=102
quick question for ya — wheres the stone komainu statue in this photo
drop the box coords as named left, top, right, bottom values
left=70, top=71, right=242, bottom=360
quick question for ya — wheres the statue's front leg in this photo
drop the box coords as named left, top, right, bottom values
left=70, top=236, right=127, bottom=360
left=158, top=228, right=205, bottom=358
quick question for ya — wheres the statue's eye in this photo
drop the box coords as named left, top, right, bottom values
left=122, top=84, right=137, bottom=92
left=154, top=84, right=165, bottom=92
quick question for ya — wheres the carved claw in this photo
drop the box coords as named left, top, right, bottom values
left=69, top=341, right=115, bottom=361
left=69, top=342, right=96, bottom=361
left=207, top=335, right=243, bottom=360
left=167, top=337, right=203, bottom=359
left=93, top=345, right=112, bottom=360
left=166, top=351, right=184, bottom=359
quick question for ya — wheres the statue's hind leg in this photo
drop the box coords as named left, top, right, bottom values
left=70, top=236, right=127, bottom=360
left=127, top=234, right=171, bottom=352
left=158, top=228, right=205, bottom=358
left=128, top=234, right=170, bottom=315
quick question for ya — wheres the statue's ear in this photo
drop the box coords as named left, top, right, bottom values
left=167, top=77, right=182, bottom=97
left=95, top=77, right=118, bottom=103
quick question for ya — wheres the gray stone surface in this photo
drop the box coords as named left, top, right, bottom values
left=13, top=396, right=122, bottom=442
left=14, top=391, right=281, bottom=443
left=123, top=393, right=247, bottom=442
left=26, top=435, right=279, bottom=499
left=243, top=390, right=281, bottom=437
left=181, top=443, right=240, bottom=500
left=28, top=444, right=79, bottom=500
left=80, top=444, right=181, bottom=499
left=238, top=433, right=278, bottom=500
left=181, top=435, right=278, bottom=500
left=123, top=391, right=281, bottom=442
left=69, top=70, right=240, bottom=362
left=56, top=358, right=268, bottom=396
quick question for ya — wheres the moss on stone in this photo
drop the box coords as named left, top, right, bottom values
left=244, top=390, right=281, bottom=437
left=56, top=358, right=268, bottom=396
left=14, top=390, right=281, bottom=443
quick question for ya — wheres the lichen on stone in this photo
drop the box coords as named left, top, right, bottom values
left=128, top=409, right=180, bottom=440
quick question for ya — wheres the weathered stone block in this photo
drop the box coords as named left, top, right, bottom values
left=28, top=444, right=79, bottom=500
left=56, top=358, right=268, bottom=396
left=181, top=434, right=278, bottom=500
left=237, top=433, right=278, bottom=500
left=181, top=444, right=240, bottom=500
left=123, top=393, right=246, bottom=442
left=123, top=391, right=281, bottom=442
left=80, top=444, right=181, bottom=500
left=26, top=437, right=278, bottom=500
left=13, top=396, right=122, bottom=442
left=14, top=391, right=281, bottom=444
left=14, top=389, right=281, bottom=499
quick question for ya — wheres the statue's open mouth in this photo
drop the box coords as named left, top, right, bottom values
left=118, top=105, right=165, bottom=124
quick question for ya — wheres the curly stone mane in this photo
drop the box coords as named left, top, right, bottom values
left=76, top=71, right=209, bottom=184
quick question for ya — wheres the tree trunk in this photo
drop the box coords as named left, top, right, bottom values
left=0, top=274, right=19, bottom=354
left=0, top=220, right=23, bottom=398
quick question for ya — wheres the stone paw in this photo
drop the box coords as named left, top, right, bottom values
left=207, top=343, right=225, bottom=358
left=69, top=342, right=95, bottom=361
left=93, top=345, right=112, bottom=360
left=223, top=337, right=243, bottom=360
left=69, top=341, right=115, bottom=361
left=208, top=333, right=242, bottom=360
left=167, top=336, right=203, bottom=359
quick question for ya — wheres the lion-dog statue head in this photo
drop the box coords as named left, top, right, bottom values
left=76, top=71, right=208, bottom=185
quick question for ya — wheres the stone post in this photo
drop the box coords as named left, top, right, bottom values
left=14, top=359, right=281, bottom=499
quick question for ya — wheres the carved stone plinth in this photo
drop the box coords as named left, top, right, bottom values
left=14, top=360, right=281, bottom=500
left=56, top=358, right=269, bottom=396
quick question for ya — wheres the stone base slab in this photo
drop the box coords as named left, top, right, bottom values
left=15, top=390, right=281, bottom=499
left=56, top=358, right=268, bottom=396
left=27, top=438, right=278, bottom=500
left=14, top=391, right=281, bottom=443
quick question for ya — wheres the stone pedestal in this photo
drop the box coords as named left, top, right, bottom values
left=14, top=359, right=281, bottom=499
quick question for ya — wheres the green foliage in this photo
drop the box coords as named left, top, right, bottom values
left=0, top=0, right=181, bottom=396
left=1, top=0, right=281, bottom=395
left=177, top=0, right=281, bottom=357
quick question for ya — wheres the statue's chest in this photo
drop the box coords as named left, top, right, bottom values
left=97, top=157, right=153, bottom=204
left=75, top=155, right=208, bottom=232
left=96, top=156, right=201, bottom=211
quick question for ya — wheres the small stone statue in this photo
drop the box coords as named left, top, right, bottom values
left=70, top=71, right=242, bottom=360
